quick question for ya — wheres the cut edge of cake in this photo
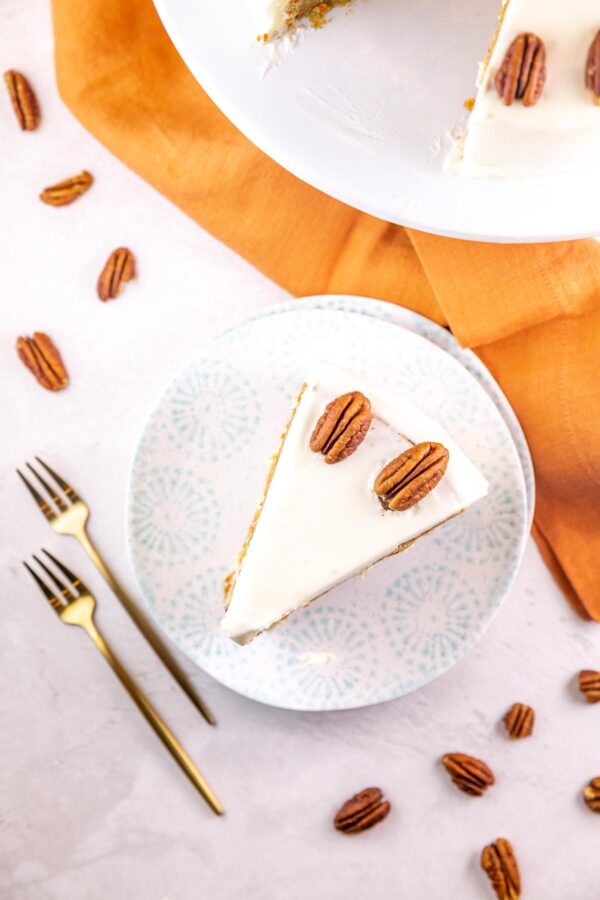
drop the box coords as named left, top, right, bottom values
left=224, top=381, right=308, bottom=615
left=250, top=0, right=350, bottom=42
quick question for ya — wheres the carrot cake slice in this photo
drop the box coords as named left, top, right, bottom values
left=221, top=362, right=488, bottom=645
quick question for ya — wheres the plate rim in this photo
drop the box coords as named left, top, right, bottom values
left=126, top=304, right=529, bottom=711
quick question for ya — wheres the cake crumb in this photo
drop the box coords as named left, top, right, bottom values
left=309, top=3, right=332, bottom=27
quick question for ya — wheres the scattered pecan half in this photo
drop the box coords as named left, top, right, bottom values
left=442, top=753, right=495, bottom=797
left=585, top=30, right=600, bottom=102
left=495, top=33, right=546, bottom=106
left=16, top=332, right=69, bottom=392
left=309, top=391, right=372, bottom=464
left=583, top=777, right=600, bottom=813
left=374, top=442, right=449, bottom=511
left=502, top=702, right=535, bottom=739
left=39, top=170, right=93, bottom=207
left=578, top=669, right=600, bottom=702
left=333, top=787, right=390, bottom=834
left=481, top=838, right=521, bottom=900
left=97, top=247, right=136, bottom=301
left=4, top=70, right=40, bottom=131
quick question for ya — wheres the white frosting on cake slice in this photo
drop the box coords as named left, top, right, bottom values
left=460, top=0, right=600, bottom=176
left=221, top=362, right=488, bottom=645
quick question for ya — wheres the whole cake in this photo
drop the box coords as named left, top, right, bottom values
left=248, top=0, right=600, bottom=177
left=221, top=363, right=488, bottom=645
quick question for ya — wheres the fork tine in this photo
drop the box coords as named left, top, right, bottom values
left=16, top=468, right=57, bottom=522
left=35, top=456, right=81, bottom=503
left=22, top=561, right=64, bottom=612
left=26, top=462, right=68, bottom=513
left=33, top=554, right=76, bottom=602
left=41, top=548, right=89, bottom=596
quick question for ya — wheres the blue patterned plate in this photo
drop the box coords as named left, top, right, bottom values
left=127, top=308, right=528, bottom=710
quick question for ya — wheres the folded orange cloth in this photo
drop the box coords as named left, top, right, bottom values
left=52, top=0, right=600, bottom=619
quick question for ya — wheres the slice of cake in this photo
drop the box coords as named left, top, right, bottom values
left=459, top=0, right=600, bottom=176
left=221, top=363, right=488, bottom=645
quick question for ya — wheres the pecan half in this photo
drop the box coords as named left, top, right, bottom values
left=583, top=777, right=600, bottom=813
left=40, top=170, right=93, bottom=207
left=495, top=33, right=546, bottom=106
left=97, top=247, right=136, bottom=301
left=585, top=30, right=600, bottom=102
left=310, top=391, right=372, bottom=463
left=4, top=70, right=40, bottom=131
left=481, top=838, right=521, bottom=900
left=334, top=787, right=390, bottom=834
left=16, top=332, right=69, bottom=392
left=442, top=753, right=495, bottom=797
left=374, top=442, right=449, bottom=511
left=502, top=702, right=535, bottom=739
left=578, top=669, right=600, bottom=702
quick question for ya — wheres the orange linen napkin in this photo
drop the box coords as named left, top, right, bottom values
left=52, top=0, right=600, bottom=619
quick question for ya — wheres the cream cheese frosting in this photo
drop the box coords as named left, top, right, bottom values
left=246, top=0, right=289, bottom=37
left=460, top=0, right=600, bottom=176
left=221, top=363, right=488, bottom=645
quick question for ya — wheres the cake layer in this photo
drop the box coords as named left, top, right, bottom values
left=247, top=0, right=329, bottom=38
left=248, top=0, right=600, bottom=178
left=221, top=362, right=488, bottom=644
left=460, top=0, right=600, bottom=176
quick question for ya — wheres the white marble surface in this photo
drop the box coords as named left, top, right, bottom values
left=2, top=3, right=600, bottom=898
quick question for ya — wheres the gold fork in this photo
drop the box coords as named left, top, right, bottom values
left=23, top=550, right=223, bottom=816
left=17, top=457, right=215, bottom=726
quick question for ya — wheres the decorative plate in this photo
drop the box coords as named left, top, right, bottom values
left=127, top=307, right=528, bottom=710
left=153, top=0, right=600, bottom=242
left=238, top=295, right=535, bottom=528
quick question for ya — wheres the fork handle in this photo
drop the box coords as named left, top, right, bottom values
left=76, top=528, right=216, bottom=726
left=83, top=620, right=223, bottom=816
